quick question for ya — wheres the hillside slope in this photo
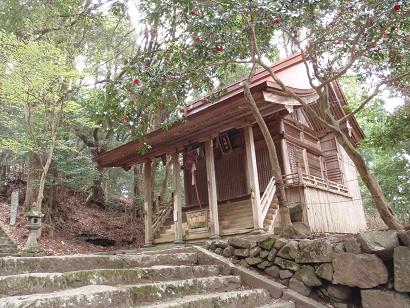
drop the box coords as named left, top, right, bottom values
left=0, top=188, right=145, bottom=255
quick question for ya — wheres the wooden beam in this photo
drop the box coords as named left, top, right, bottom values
left=205, top=139, right=220, bottom=239
left=143, top=160, right=153, bottom=246
left=244, top=126, right=263, bottom=231
left=283, top=134, right=323, bottom=156
left=171, top=152, right=184, bottom=243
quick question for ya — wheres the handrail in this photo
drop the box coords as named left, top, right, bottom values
left=260, top=177, right=276, bottom=221
left=152, top=200, right=173, bottom=236
left=282, top=172, right=349, bottom=195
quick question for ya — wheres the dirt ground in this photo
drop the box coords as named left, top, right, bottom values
left=0, top=188, right=145, bottom=255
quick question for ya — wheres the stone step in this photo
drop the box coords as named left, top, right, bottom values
left=0, top=250, right=18, bottom=256
left=0, top=253, right=18, bottom=258
left=0, top=265, right=220, bottom=297
left=142, top=289, right=271, bottom=308
left=258, top=300, right=295, bottom=308
left=0, top=247, right=18, bottom=253
left=0, top=276, right=242, bottom=307
left=0, top=244, right=17, bottom=248
left=0, top=243, right=17, bottom=249
left=0, top=252, right=198, bottom=276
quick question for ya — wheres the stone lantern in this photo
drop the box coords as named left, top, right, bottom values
left=23, top=205, right=44, bottom=255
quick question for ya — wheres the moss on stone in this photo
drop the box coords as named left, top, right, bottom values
left=259, top=238, right=276, bottom=250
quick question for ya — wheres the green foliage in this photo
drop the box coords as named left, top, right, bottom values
left=0, top=0, right=408, bottom=216
left=359, top=102, right=410, bottom=220
left=342, top=77, right=409, bottom=221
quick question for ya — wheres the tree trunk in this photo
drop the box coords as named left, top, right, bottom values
left=333, top=127, right=403, bottom=230
left=43, top=166, right=58, bottom=224
left=0, top=153, right=7, bottom=180
left=85, top=168, right=105, bottom=207
left=243, top=82, right=292, bottom=230
left=132, top=164, right=144, bottom=217
left=159, top=157, right=171, bottom=203
left=24, top=153, right=38, bottom=210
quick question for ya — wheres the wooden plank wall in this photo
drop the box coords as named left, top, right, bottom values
left=304, top=188, right=358, bottom=233
left=304, top=144, right=367, bottom=233
left=338, top=145, right=367, bottom=230
left=255, top=140, right=273, bottom=192
left=185, top=155, right=209, bottom=207
left=215, top=148, right=248, bottom=201
left=185, top=146, right=248, bottom=206
left=184, top=124, right=280, bottom=207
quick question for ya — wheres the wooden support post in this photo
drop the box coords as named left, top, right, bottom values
left=143, top=160, right=153, bottom=247
left=244, top=126, right=263, bottom=232
left=297, top=162, right=303, bottom=184
left=302, top=148, right=309, bottom=175
left=171, top=152, right=184, bottom=244
left=205, top=139, right=220, bottom=239
left=319, top=156, right=325, bottom=179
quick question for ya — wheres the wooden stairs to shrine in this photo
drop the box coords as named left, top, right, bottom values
left=262, top=177, right=279, bottom=233
left=0, top=226, right=18, bottom=257
left=152, top=176, right=279, bottom=244
left=263, top=197, right=279, bottom=233
left=153, top=200, right=255, bottom=244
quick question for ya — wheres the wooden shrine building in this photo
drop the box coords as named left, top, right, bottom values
left=94, top=53, right=367, bottom=246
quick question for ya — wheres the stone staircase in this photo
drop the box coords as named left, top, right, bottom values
left=0, top=226, right=18, bottom=257
left=0, top=247, right=295, bottom=307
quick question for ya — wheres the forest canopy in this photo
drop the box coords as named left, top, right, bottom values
left=0, top=0, right=408, bottom=228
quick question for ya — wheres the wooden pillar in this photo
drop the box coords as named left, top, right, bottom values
left=143, top=160, right=153, bottom=246
left=244, top=126, right=263, bottom=232
left=172, top=152, right=184, bottom=244
left=205, top=139, right=220, bottom=239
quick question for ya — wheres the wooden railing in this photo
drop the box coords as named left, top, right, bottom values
left=282, top=171, right=349, bottom=195
left=261, top=176, right=276, bottom=221
left=152, top=200, right=173, bottom=236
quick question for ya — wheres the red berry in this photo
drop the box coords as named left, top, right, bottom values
left=214, top=45, right=223, bottom=53
left=123, top=115, right=129, bottom=123
left=274, top=16, right=281, bottom=25
left=394, top=3, right=401, bottom=12
left=194, top=36, right=201, bottom=44
left=336, top=40, right=342, bottom=45
left=132, top=79, right=141, bottom=85
left=191, top=10, right=199, bottom=16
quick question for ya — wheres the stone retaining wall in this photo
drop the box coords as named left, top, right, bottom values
left=205, top=230, right=410, bottom=308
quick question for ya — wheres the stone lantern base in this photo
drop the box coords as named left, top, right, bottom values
left=22, top=206, right=44, bottom=256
